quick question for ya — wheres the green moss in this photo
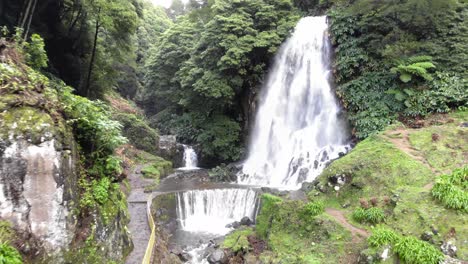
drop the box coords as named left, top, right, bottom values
left=223, top=227, right=254, bottom=253
left=255, top=194, right=355, bottom=263
left=0, top=221, right=13, bottom=242
left=141, top=157, right=172, bottom=180
left=409, top=124, right=467, bottom=174
left=317, top=135, right=433, bottom=204
left=256, top=194, right=283, bottom=239
left=99, top=184, right=129, bottom=225
left=0, top=106, right=55, bottom=144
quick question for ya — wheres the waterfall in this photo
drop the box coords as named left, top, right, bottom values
left=181, top=145, right=199, bottom=170
left=239, top=16, right=351, bottom=189
left=176, top=189, right=259, bottom=235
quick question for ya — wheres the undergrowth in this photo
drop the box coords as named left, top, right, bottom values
left=368, top=227, right=444, bottom=264
left=432, top=167, right=468, bottom=212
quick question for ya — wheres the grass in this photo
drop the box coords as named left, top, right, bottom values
left=303, top=111, right=468, bottom=260
left=368, top=227, right=444, bottom=264
left=431, top=167, right=468, bottom=212
left=352, top=207, right=386, bottom=224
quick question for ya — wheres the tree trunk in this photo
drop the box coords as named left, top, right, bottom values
left=19, top=0, right=32, bottom=30
left=85, top=7, right=101, bottom=97
left=23, top=0, right=37, bottom=40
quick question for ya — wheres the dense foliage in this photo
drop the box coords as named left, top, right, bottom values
left=432, top=167, right=468, bottom=212
left=329, top=0, right=468, bottom=138
left=144, top=0, right=301, bottom=161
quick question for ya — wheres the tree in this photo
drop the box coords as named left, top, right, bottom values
left=83, top=0, right=138, bottom=97
left=144, top=0, right=301, bottom=161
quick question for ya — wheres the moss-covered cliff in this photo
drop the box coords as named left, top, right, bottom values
left=0, top=40, right=132, bottom=263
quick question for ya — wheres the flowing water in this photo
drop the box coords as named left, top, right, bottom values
left=239, top=16, right=351, bottom=189
left=156, top=16, right=351, bottom=264
left=176, top=188, right=259, bottom=235
left=180, top=145, right=199, bottom=170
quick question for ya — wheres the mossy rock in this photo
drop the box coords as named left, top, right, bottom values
left=113, top=112, right=159, bottom=155
left=141, top=157, right=173, bottom=180
left=223, top=227, right=254, bottom=253
left=0, top=106, right=56, bottom=144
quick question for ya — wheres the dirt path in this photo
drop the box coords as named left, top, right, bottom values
left=325, top=208, right=369, bottom=242
left=383, top=129, right=438, bottom=175
left=125, top=165, right=154, bottom=264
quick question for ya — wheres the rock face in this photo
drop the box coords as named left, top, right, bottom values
left=0, top=107, right=79, bottom=254
left=158, top=135, right=184, bottom=168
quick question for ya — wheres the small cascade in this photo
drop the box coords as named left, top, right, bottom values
left=180, top=145, right=199, bottom=170
left=176, top=189, right=259, bottom=235
left=239, top=16, right=351, bottom=189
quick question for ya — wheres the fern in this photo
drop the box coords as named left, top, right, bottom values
left=391, top=56, right=436, bottom=83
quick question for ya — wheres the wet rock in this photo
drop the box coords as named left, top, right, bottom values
left=420, top=231, right=433, bottom=242
left=441, top=240, right=457, bottom=257
left=226, top=221, right=241, bottom=229
left=180, top=252, right=192, bottom=262
left=240, top=216, right=253, bottom=226
left=157, top=135, right=184, bottom=167
left=208, top=249, right=227, bottom=264
left=300, top=182, right=314, bottom=192
left=338, top=152, right=345, bottom=157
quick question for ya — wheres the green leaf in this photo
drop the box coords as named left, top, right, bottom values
left=399, top=73, right=412, bottom=83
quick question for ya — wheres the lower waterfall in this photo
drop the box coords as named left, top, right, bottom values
left=176, top=188, right=259, bottom=235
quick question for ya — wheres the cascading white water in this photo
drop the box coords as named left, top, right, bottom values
left=176, top=189, right=258, bottom=235
left=180, top=145, right=199, bottom=170
left=239, top=16, right=351, bottom=189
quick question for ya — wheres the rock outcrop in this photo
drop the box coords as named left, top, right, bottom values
left=0, top=106, right=79, bottom=255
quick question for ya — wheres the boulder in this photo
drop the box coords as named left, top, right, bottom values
left=207, top=249, right=227, bottom=264
left=240, top=216, right=253, bottom=226
left=157, top=135, right=184, bottom=167
left=441, top=240, right=457, bottom=257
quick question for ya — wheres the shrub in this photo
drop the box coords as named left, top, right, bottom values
left=301, top=201, right=325, bottom=219
left=24, top=34, right=48, bottom=69
left=394, top=236, right=444, bottom=264
left=432, top=167, right=468, bottom=212
left=368, top=227, right=444, bottom=264
left=367, top=227, right=401, bottom=247
left=352, top=207, right=385, bottom=224
left=0, top=242, right=22, bottom=264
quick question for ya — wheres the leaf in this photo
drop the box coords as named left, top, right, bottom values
left=399, top=73, right=412, bottom=83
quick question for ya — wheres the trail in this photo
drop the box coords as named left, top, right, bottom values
left=125, top=165, right=154, bottom=264
left=383, top=129, right=436, bottom=173
left=325, top=208, right=368, bottom=242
